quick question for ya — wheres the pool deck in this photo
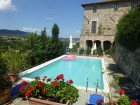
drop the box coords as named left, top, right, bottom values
left=9, top=55, right=120, bottom=105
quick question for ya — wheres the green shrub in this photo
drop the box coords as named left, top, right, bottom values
left=79, top=48, right=84, bottom=55
left=93, top=50, right=97, bottom=55
left=85, top=47, right=91, bottom=55
left=96, top=45, right=103, bottom=55
left=117, top=95, right=130, bottom=105
left=116, top=6, right=140, bottom=51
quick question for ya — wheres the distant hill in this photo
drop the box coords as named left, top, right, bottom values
left=0, top=29, right=30, bottom=37
left=60, top=38, right=80, bottom=42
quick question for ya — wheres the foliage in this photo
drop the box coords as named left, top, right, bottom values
left=96, top=45, right=103, bottom=55
left=116, top=6, right=140, bottom=51
left=52, top=24, right=59, bottom=42
left=0, top=55, right=8, bottom=75
left=117, top=95, right=130, bottom=105
left=93, top=50, right=97, bottom=55
left=0, top=75, right=12, bottom=91
left=79, top=48, right=84, bottom=55
left=2, top=48, right=28, bottom=74
left=19, top=74, right=79, bottom=104
left=71, top=42, right=79, bottom=53
left=85, top=47, right=91, bottom=55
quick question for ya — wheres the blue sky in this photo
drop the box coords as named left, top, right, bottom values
left=0, top=0, right=99, bottom=38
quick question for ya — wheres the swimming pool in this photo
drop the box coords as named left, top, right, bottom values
left=22, top=55, right=104, bottom=89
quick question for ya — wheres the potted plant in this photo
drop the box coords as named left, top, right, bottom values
left=0, top=75, right=12, bottom=104
left=19, top=74, right=79, bottom=105
left=0, top=55, right=13, bottom=104
left=2, top=48, right=27, bottom=82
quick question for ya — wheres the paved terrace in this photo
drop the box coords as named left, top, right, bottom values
left=9, top=55, right=120, bottom=105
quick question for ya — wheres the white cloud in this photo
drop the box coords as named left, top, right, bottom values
left=21, top=27, right=41, bottom=33
left=21, top=27, right=50, bottom=34
left=0, top=0, right=16, bottom=12
left=45, top=17, right=54, bottom=20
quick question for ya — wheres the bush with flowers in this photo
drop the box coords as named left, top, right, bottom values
left=19, top=74, right=79, bottom=104
left=117, top=89, right=139, bottom=105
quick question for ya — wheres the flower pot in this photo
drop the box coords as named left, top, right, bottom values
left=0, top=87, right=12, bottom=105
left=28, top=97, right=71, bottom=105
left=105, top=101, right=117, bottom=105
left=8, top=73, right=19, bottom=82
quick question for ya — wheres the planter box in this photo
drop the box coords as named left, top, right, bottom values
left=0, top=87, right=12, bottom=105
left=28, top=97, right=71, bottom=105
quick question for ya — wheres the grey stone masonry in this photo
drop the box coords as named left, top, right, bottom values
left=80, top=0, right=139, bottom=49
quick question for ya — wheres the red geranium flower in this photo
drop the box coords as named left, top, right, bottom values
left=21, top=81, right=28, bottom=86
left=25, top=91, right=31, bottom=97
left=47, top=78, right=51, bottom=81
left=69, top=80, right=73, bottom=84
left=43, top=76, right=47, bottom=79
left=53, top=81, right=59, bottom=87
left=131, top=100, right=138, bottom=105
left=56, top=74, right=64, bottom=80
left=42, top=89, right=47, bottom=94
left=20, top=86, right=25, bottom=93
left=28, top=86, right=34, bottom=92
left=97, top=99, right=104, bottom=104
left=37, top=81, right=43, bottom=87
left=119, top=89, right=125, bottom=95
left=34, top=76, right=40, bottom=80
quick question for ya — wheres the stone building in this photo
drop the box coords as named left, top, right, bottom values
left=80, top=0, right=139, bottom=52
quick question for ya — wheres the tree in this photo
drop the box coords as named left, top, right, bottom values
left=52, top=23, right=59, bottom=42
left=116, top=6, right=140, bottom=51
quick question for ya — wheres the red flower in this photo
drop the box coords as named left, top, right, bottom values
left=21, top=81, right=28, bottom=86
left=47, top=78, right=51, bottom=81
left=119, top=89, right=125, bottom=95
left=20, top=86, right=25, bottom=93
left=28, top=86, right=34, bottom=92
left=56, top=74, right=64, bottom=80
left=53, top=81, right=59, bottom=87
left=66, top=80, right=69, bottom=83
left=37, top=81, right=43, bottom=87
left=43, top=76, right=47, bottom=79
left=131, top=100, right=138, bottom=105
left=69, top=80, right=73, bottom=84
left=42, top=89, right=47, bottom=94
left=42, top=78, right=45, bottom=81
left=97, top=99, right=104, bottom=104
left=25, top=91, right=31, bottom=97
left=6, top=75, right=11, bottom=81
left=34, top=76, right=40, bottom=80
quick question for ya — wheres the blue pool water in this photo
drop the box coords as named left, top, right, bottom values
left=23, top=57, right=104, bottom=89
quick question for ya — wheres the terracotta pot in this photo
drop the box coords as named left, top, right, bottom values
left=28, top=97, right=71, bottom=105
left=0, top=87, right=12, bottom=105
left=8, top=73, right=19, bottom=82
left=105, top=101, right=117, bottom=105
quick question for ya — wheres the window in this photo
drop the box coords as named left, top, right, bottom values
left=93, top=6, right=97, bottom=12
left=131, top=2, right=138, bottom=8
left=91, top=21, right=97, bottom=33
left=114, top=4, right=118, bottom=11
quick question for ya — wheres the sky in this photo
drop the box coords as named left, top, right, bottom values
left=0, top=0, right=99, bottom=38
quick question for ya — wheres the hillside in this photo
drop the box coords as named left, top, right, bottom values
left=0, top=29, right=30, bottom=37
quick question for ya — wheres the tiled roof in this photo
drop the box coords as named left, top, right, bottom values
left=81, top=0, right=137, bottom=7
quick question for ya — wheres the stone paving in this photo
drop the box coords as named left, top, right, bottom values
left=9, top=55, right=120, bottom=105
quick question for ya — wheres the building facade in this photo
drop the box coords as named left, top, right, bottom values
left=80, top=0, right=139, bottom=52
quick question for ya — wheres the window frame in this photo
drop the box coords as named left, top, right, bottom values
left=131, top=2, right=138, bottom=8
left=93, top=6, right=97, bottom=13
left=114, top=4, right=119, bottom=11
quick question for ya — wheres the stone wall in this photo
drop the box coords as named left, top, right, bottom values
left=114, top=41, right=140, bottom=86
left=80, top=1, right=136, bottom=49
